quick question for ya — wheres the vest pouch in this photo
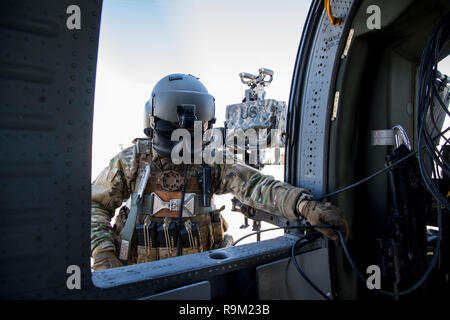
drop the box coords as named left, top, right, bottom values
left=136, top=222, right=158, bottom=247
left=158, top=247, right=178, bottom=260
left=157, top=220, right=178, bottom=260
left=136, top=222, right=159, bottom=263
left=179, top=220, right=201, bottom=255
left=181, top=247, right=201, bottom=255
left=137, top=245, right=159, bottom=263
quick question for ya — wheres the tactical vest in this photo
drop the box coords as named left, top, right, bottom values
left=113, top=138, right=227, bottom=266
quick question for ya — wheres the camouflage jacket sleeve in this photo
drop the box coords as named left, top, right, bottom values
left=212, top=162, right=312, bottom=220
left=91, top=145, right=139, bottom=254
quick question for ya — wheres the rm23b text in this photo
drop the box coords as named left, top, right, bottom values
left=223, top=305, right=270, bottom=315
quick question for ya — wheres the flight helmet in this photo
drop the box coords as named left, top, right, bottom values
left=144, top=74, right=216, bottom=158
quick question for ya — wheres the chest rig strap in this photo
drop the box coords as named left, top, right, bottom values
left=119, top=164, right=151, bottom=262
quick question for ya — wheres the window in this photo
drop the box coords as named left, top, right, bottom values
left=91, top=0, right=310, bottom=270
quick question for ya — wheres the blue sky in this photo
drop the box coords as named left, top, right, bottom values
left=91, top=0, right=450, bottom=244
left=92, top=0, right=310, bottom=178
left=92, top=1, right=450, bottom=178
left=92, top=0, right=311, bottom=244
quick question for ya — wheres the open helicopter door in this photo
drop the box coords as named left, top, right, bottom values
left=0, top=0, right=336, bottom=300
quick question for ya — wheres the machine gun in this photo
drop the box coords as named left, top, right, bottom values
left=239, top=67, right=274, bottom=102
left=225, top=68, right=289, bottom=238
left=373, top=73, right=450, bottom=297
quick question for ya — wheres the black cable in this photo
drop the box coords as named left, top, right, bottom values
left=319, top=15, right=449, bottom=203
left=233, top=225, right=333, bottom=300
left=416, top=13, right=450, bottom=210
left=337, top=204, right=442, bottom=297
left=231, top=224, right=334, bottom=246
left=233, top=212, right=441, bottom=298
left=235, top=220, right=442, bottom=298
left=317, top=132, right=447, bottom=202
left=427, top=94, right=450, bottom=179
left=418, top=96, right=450, bottom=210
left=234, top=226, right=332, bottom=300
left=290, top=232, right=332, bottom=300
left=317, top=151, right=417, bottom=200
left=232, top=16, right=449, bottom=299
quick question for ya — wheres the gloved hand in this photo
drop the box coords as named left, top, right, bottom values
left=297, top=200, right=349, bottom=242
left=212, top=234, right=234, bottom=249
left=92, top=248, right=123, bottom=271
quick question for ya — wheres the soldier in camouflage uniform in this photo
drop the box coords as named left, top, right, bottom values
left=91, top=74, right=348, bottom=271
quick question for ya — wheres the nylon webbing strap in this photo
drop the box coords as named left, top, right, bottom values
left=119, top=193, right=140, bottom=262
left=119, top=164, right=151, bottom=263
